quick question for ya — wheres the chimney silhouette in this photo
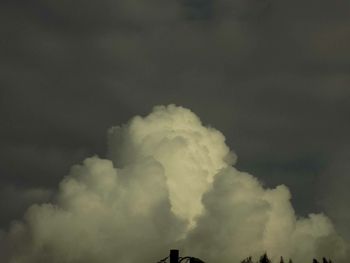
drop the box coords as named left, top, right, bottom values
left=170, top=249, right=179, bottom=263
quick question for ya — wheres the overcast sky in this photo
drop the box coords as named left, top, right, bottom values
left=1, top=0, right=350, bottom=240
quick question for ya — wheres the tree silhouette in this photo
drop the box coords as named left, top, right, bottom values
left=240, top=256, right=253, bottom=263
left=259, top=253, right=271, bottom=263
left=166, top=251, right=335, bottom=263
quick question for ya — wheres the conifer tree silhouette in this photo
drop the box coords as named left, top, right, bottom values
left=322, top=257, right=329, bottom=263
left=259, top=253, right=271, bottom=263
left=288, top=259, right=292, bottom=263
left=240, top=256, right=253, bottom=263
left=313, top=259, right=320, bottom=263
left=280, top=256, right=285, bottom=263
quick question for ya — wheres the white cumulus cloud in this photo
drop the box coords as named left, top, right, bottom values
left=1, top=105, right=348, bottom=263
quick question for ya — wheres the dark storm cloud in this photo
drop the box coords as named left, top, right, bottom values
left=0, top=0, right=350, bottom=240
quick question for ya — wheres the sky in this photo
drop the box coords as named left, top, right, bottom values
left=1, top=0, right=350, bottom=261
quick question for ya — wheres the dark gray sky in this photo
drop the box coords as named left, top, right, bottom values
left=1, top=0, right=350, bottom=239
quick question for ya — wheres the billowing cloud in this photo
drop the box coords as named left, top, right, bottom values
left=1, top=105, right=348, bottom=263
left=184, top=168, right=347, bottom=262
left=2, top=0, right=350, bottom=232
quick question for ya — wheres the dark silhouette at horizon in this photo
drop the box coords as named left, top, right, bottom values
left=158, top=249, right=205, bottom=263
left=158, top=249, right=334, bottom=263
